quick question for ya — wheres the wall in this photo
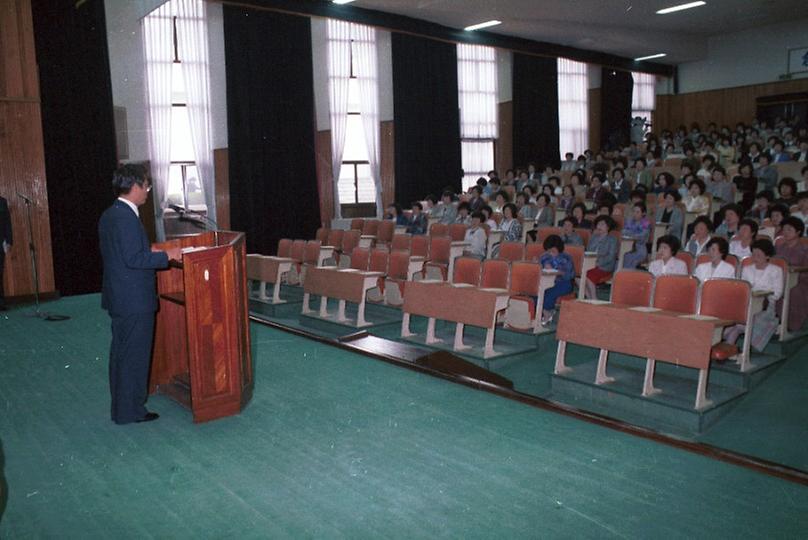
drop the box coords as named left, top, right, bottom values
left=676, top=18, right=808, bottom=94
left=0, top=0, right=56, bottom=299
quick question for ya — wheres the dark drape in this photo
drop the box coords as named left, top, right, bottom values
left=223, top=7, right=320, bottom=255
left=512, top=53, right=560, bottom=170
left=600, top=68, right=634, bottom=151
left=391, top=33, right=461, bottom=204
left=31, top=0, right=118, bottom=296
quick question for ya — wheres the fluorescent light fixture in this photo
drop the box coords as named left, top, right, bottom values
left=634, top=53, right=667, bottom=61
left=332, top=0, right=356, bottom=5
left=464, top=20, right=501, bottom=31
left=656, top=1, right=706, bottom=15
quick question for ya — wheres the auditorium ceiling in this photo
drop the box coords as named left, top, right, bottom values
left=351, top=0, right=807, bottom=64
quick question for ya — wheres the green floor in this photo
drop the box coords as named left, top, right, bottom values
left=1, top=295, right=807, bottom=538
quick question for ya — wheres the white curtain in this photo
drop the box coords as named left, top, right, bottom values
left=175, top=0, right=215, bottom=225
left=327, top=19, right=352, bottom=220
left=143, top=2, right=174, bottom=240
left=352, top=24, right=382, bottom=217
left=557, top=58, right=589, bottom=160
left=632, top=71, right=656, bottom=125
left=457, top=44, right=498, bottom=139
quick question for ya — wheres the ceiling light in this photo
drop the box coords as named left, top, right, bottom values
left=332, top=0, right=356, bottom=5
left=634, top=53, right=667, bottom=61
left=464, top=20, right=502, bottom=31
left=656, top=2, right=706, bottom=15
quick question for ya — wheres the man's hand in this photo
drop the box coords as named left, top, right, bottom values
left=165, top=247, right=183, bottom=262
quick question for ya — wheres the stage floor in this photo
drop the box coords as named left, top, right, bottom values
left=1, top=294, right=806, bottom=537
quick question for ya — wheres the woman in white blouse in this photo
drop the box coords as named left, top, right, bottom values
left=648, top=235, right=689, bottom=277
left=724, top=238, right=784, bottom=346
left=694, top=237, right=736, bottom=281
left=729, top=218, right=758, bottom=259
left=683, top=177, right=710, bottom=216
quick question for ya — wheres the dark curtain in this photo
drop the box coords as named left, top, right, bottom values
left=600, top=68, right=634, bottom=151
left=31, top=0, right=118, bottom=296
left=512, top=53, right=560, bottom=170
left=223, top=7, right=320, bottom=255
left=391, top=33, right=461, bottom=204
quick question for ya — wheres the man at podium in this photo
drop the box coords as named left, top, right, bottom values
left=99, top=164, right=181, bottom=425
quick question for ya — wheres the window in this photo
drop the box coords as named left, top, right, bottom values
left=632, top=71, right=656, bottom=131
left=557, top=58, right=589, bottom=160
left=168, top=17, right=205, bottom=211
left=457, top=44, right=497, bottom=191
left=337, top=65, right=376, bottom=205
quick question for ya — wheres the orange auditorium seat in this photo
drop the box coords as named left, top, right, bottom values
left=498, top=241, right=525, bottom=262
left=652, top=274, right=699, bottom=314
left=452, top=257, right=482, bottom=287
left=610, top=270, right=653, bottom=307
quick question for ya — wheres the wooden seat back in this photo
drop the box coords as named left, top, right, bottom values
left=498, top=241, right=525, bottom=262
left=509, top=261, right=540, bottom=296
left=326, top=229, right=344, bottom=250
left=390, top=233, right=411, bottom=252
left=315, top=227, right=329, bottom=243
left=411, top=235, right=430, bottom=258
left=610, top=270, right=653, bottom=307
left=350, top=218, right=365, bottom=231
left=350, top=247, right=371, bottom=271
left=369, top=248, right=389, bottom=274
left=290, top=240, right=306, bottom=262
left=453, top=257, right=482, bottom=286
left=652, top=274, right=699, bottom=314
left=304, top=240, right=322, bottom=265
left=277, top=238, right=293, bottom=258
left=430, top=223, right=449, bottom=237
left=449, top=223, right=469, bottom=242
left=377, top=220, right=396, bottom=244
left=699, top=278, right=750, bottom=324
left=525, top=243, right=545, bottom=262
left=362, top=220, right=379, bottom=236
left=341, top=229, right=361, bottom=254
left=481, top=259, right=510, bottom=289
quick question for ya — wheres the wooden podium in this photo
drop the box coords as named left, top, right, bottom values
left=150, top=230, right=253, bottom=423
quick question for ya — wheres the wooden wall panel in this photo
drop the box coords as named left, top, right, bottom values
left=588, top=88, right=601, bottom=153
left=0, top=102, right=55, bottom=296
left=214, top=148, right=230, bottom=230
left=496, top=101, right=513, bottom=173
left=0, top=0, right=54, bottom=299
left=314, top=129, right=333, bottom=226
left=0, top=0, right=38, bottom=100
left=655, top=78, right=808, bottom=132
left=380, top=120, right=395, bottom=208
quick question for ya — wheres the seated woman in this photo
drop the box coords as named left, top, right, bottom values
left=694, top=237, right=736, bottom=281
left=570, top=202, right=593, bottom=230
left=462, top=212, right=487, bottom=260
left=611, top=167, right=631, bottom=203
left=775, top=177, right=799, bottom=207
left=481, top=205, right=497, bottom=230
left=491, top=190, right=510, bottom=213
left=454, top=201, right=472, bottom=225
left=584, top=216, right=619, bottom=299
left=724, top=238, right=784, bottom=348
left=541, top=184, right=558, bottom=206
left=498, top=203, right=523, bottom=242
left=686, top=216, right=714, bottom=257
left=776, top=217, right=808, bottom=332
left=729, top=218, right=758, bottom=258
left=746, top=190, right=773, bottom=222
left=557, top=184, right=576, bottom=213
left=533, top=194, right=555, bottom=228
left=708, top=166, right=735, bottom=205
left=715, top=203, right=743, bottom=239
left=683, top=177, right=709, bottom=216
left=652, top=172, right=676, bottom=195
left=655, top=189, right=685, bottom=240
left=732, top=162, right=758, bottom=211
left=648, top=235, right=688, bottom=277
left=622, top=202, right=651, bottom=269
left=516, top=192, right=536, bottom=220
left=570, top=172, right=587, bottom=199
left=559, top=217, right=583, bottom=246
left=385, top=203, right=408, bottom=226
left=406, top=202, right=428, bottom=235
left=538, top=235, right=575, bottom=325
left=767, top=203, right=789, bottom=237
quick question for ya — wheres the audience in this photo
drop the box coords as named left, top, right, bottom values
left=729, top=218, right=758, bottom=258
left=655, top=190, right=684, bottom=240
left=406, top=202, right=428, bottom=235
left=622, top=202, right=651, bottom=269
left=463, top=211, right=487, bottom=259
left=694, top=237, right=736, bottom=281
left=776, top=217, right=808, bottom=331
left=584, top=216, right=619, bottom=299
left=686, top=216, right=713, bottom=257
left=559, top=217, right=583, bottom=246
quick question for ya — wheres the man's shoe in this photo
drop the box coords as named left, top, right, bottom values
left=136, top=412, right=159, bottom=423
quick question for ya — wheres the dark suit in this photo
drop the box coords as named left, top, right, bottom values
left=0, top=197, right=12, bottom=308
left=99, top=199, right=168, bottom=424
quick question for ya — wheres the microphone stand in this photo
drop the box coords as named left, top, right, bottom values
left=19, top=195, right=69, bottom=321
left=179, top=210, right=220, bottom=246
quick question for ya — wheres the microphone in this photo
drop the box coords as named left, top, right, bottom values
left=17, top=192, right=32, bottom=204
